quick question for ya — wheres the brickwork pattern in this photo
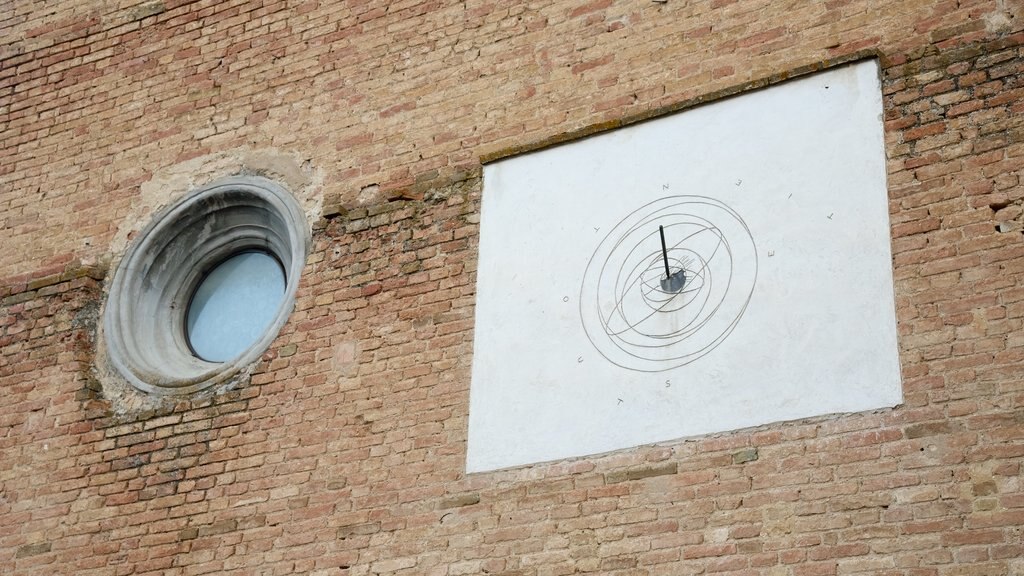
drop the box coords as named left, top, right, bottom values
left=1, top=0, right=1022, bottom=279
left=2, top=1, right=1024, bottom=575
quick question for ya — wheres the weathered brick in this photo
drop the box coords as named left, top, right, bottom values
left=2, top=5, right=1023, bottom=576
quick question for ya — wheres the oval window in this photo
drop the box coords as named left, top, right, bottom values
left=186, top=251, right=287, bottom=362
left=103, top=176, right=309, bottom=395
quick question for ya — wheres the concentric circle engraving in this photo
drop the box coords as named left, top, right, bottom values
left=579, top=195, right=757, bottom=372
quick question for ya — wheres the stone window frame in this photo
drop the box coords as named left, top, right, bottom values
left=102, top=175, right=309, bottom=396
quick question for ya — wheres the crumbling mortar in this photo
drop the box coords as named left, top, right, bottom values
left=322, top=168, right=481, bottom=220
left=884, top=39, right=1023, bottom=169
left=990, top=197, right=1024, bottom=235
left=322, top=177, right=483, bottom=250
left=891, top=41, right=1022, bottom=92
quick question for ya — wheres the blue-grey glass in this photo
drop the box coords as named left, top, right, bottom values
left=186, top=252, right=286, bottom=362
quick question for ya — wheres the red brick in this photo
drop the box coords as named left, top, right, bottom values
left=904, top=122, right=947, bottom=141
left=2, top=8, right=1024, bottom=576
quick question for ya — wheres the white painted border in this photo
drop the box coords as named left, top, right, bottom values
left=468, top=60, right=901, bottom=472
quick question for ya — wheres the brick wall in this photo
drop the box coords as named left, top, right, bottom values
left=2, top=0, right=1024, bottom=575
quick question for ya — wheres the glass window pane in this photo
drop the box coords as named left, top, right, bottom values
left=186, top=251, right=286, bottom=362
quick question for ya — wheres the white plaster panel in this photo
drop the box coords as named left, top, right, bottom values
left=468, top=60, right=901, bottom=472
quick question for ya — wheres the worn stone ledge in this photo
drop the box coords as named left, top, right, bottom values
left=15, top=542, right=51, bottom=558
left=437, top=492, right=481, bottom=510
left=732, top=447, right=759, bottom=464
left=125, top=0, right=166, bottom=23
left=605, top=462, right=679, bottom=484
left=321, top=166, right=482, bottom=222
left=1, top=263, right=107, bottom=305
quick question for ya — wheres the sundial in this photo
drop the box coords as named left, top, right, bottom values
left=468, top=59, right=901, bottom=472
left=579, top=195, right=757, bottom=372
